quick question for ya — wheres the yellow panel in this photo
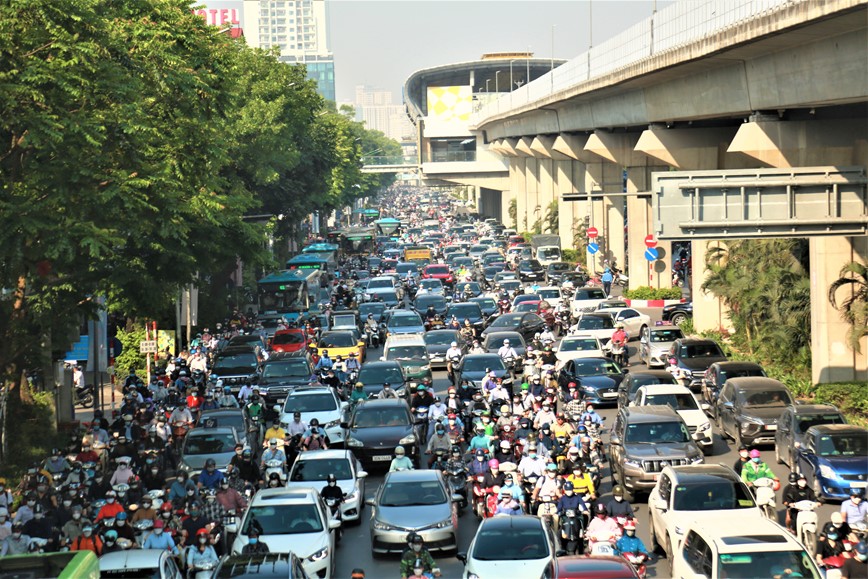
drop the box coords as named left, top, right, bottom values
left=427, top=86, right=472, bottom=122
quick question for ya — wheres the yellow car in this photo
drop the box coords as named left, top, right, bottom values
left=310, top=330, right=366, bottom=363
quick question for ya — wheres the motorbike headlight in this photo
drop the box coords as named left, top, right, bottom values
left=399, top=434, right=416, bottom=445
left=346, top=438, right=364, bottom=448
left=468, top=574, right=481, bottom=579
left=307, top=547, right=329, bottom=562
left=372, top=520, right=399, bottom=531
left=818, top=464, right=836, bottom=479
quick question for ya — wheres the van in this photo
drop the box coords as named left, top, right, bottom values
left=382, top=334, right=432, bottom=382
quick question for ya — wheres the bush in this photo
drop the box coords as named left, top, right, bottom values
left=562, top=249, right=580, bottom=264
left=813, top=382, right=868, bottom=427
left=623, top=286, right=683, bottom=300
left=0, top=386, right=66, bottom=481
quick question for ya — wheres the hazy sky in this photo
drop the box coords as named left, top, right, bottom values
left=327, top=0, right=666, bottom=103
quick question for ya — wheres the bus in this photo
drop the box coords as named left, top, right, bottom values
left=286, top=253, right=336, bottom=275
left=257, top=269, right=324, bottom=320
left=336, top=227, right=376, bottom=256
left=302, top=242, right=339, bottom=263
left=374, top=217, right=402, bottom=238
left=0, top=551, right=100, bottom=578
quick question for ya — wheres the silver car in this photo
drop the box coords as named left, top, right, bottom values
left=639, top=324, right=685, bottom=368
left=367, top=469, right=459, bottom=554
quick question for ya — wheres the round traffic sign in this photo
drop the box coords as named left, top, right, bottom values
left=588, top=242, right=599, bottom=255
left=587, top=227, right=598, bottom=239
left=645, top=247, right=659, bottom=261
left=644, top=234, right=657, bottom=248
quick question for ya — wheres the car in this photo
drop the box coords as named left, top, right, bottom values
left=367, top=469, right=459, bottom=555
left=270, top=328, right=311, bottom=355
left=257, top=354, right=314, bottom=404
left=287, top=449, right=368, bottom=523
left=278, top=387, right=348, bottom=446
left=497, top=279, right=523, bottom=295
left=330, top=313, right=358, bottom=333
left=775, top=403, right=846, bottom=468
left=616, top=369, right=679, bottom=408
left=570, top=287, right=609, bottom=316
left=569, top=312, right=617, bottom=346
left=557, top=357, right=626, bottom=405
left=595, top=299, right=630, bottom=311
left=668, top=338, right=728, bottom=392
left=545, top=262, right=575, bottom=285
left=385, top=313, right=428, bottom=340
left=631, top=384, right=713, bottom=451
left=535, top=286, right=563, bottom=303
left=456, top=353, right=513, bottom=392
left=422, top=329, right=465, bottom=370
left=794, top=424, right=868, bottom=501
left=493, top=270, right=518, bottom=285
left=481, top=312, right=546, bottom=342
left=452, top=256, right=475, bottom=271
left=715, top=377, right=793, bottom=447
left=553, top=555, right=639, bottom=578
left=481, top=331, right=527, bottom=360
left=365, top=288, right=401, bottom=307
left=213, top=552, right=309, bottom=579
left=313, top=331, right=366, bottom=363
left=701, top=361, right=766, bottom=409
left=445, top=301, right=485, bottom=328
left=395, top=262, right=420, bottom=280
left=560, top=271, right=590, bottom=288
left=596, top=307, right=651, bottom=338
left=649, top=464, right=763, bottom=567
left=517, top=259, right=545, bottom=282
left=196, top=408, right=247, bottom=435
left=413, top=293, right=448, bottom=317
left=454, top=282, right=483, bottom=299
left=671, top=518, right=822, bottom=579
left=421, top=264, right=455, bottom=286
left=179, top=426, right=242, bottom=476
left=661, top=301, right=692, bottom=325
left=231, top=488, right=340, bottom=578
left=228, top=333, right=268, bottom=356
left=513, top=301, right=542, bottom=313
left=417, top=278, right=445, bottom=295
left=458, top=515, right=556, bottom=579
left=555, top=335, right=605, bottom=366
left=381, top=334, right=432, bottom=382
left=482, top=265, right=504, bottom=285
left=638, top=325, right=685, bottom=368
left=513, top=293, right=543, bottom=308
left=343, top=398, right=421, bottom=469
left=468, top=244, right=489, bottom=261
left=367, top=275, right=402, bottom=296
left=99, top=549, right=183, bottom=579
left=356, top=361, right=407, bottom=398
left=211, top=347, right=261, bottom=393
left=469, top=296, right=498, bottom=318
left=258, top=314, right=286, bottom=343
left=609, top=405, right=705, bottom=501
left=358, top=302, right=387, bottom=324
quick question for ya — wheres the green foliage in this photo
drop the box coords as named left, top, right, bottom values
left=813, top=383, right=868, bottom=426
left=562, top=249, right=580, bottom=263
left=544, top=200, right=558, bottom=234
left=828, top=261, right=868, bottom=353
left=623, top=286, right=683, bottom=300
left=115, top=325, right=147, bottom=376
left=508, top=198, right=517, bottom=229
left=0, top=386, right=65, bottom=480
left=530, top=206, right=543, bottom=235
left=676, top=316, right=696, bottom=336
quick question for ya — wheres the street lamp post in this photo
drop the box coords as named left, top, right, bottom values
left=495, top=70, right=501, bottom=93
left=485, top=79, right=491, bottom=92
left=509, top=59, right=517, bottom=91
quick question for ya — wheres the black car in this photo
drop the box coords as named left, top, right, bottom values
left=668, top=338, right=727, bottom=391
left=557, top=357, right=626, bottom=406
left=775, top=404, right=846, bottom=468
left=560, top=271, right=589, bottom=287
left=456, top=353, right=513, bottom=394
left=359, top=301, right=388, bottom=325
left=445, top=302, right=485, bottom=328
left=422, top=330, right=465, bottom=370
left=211, top=347, right=260, bottom=393
left=616, top=370, right=679, bottom=408
left=482, top=265, right=506, bottom=286
left=196, top=408, right=247, bottom=435
left=256, top=354, right=313, bottom=404
left=342, top=399, right=421, bottom=469
left=481, top=312, right=545, bottom=342
left=227, top=333, right=267, bottom=356
left=469, top=296, right=498, bottom=319
left=545, top=261, right=575, bottom=284
left=357, top=361, right=408, bottom=398
left=662, top=301, right=693, bottom=325
left=413, top=293, right=448, bottom=316
left=701, top=361, right=767, bottom=409
left=716, top=377, right=794, bottom=447
left=517, top=259, right=545, bottom=282
left=481, top=331, right=527, bottom=359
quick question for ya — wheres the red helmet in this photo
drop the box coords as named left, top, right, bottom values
left=623, top=520, right=637, bottom=531
left=160, top=502, right=173, bottom=512
left=568, top=382, right=577, bottom=389
left=196, top=528, right=210, bottom=536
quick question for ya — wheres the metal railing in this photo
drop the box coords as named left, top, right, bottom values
left=471, top=0, right=810, bottom=125
left=361, top=156, right=414, bottom=166
left=429, top=151, right=477, bottom=163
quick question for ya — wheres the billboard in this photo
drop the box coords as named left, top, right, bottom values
left=427, top=86, right=472, bottom=122
left=192, top=1, right=244, bottom=28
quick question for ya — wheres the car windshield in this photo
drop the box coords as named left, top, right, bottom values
left=419, top=280, right=442, bottom=290
left=263, top=361, right=309, bottom=378
left=416, top=297, right=446, bottom=310
left=550, top=263, right=570, bottom=272
left=650, top=329, right=684, bottom=343
left=573, top=359, right=621, bottom=375
left=448, top=304, right=482, bottom=319
left=538, top=289, right=560, bottom=300
left=472, top=298, right=497, bottom=309
left=333, top=315, right=355, bottom=328
left=577, top=317, right=614, bottom=330
left=817, top=433, right=868, bottom=457
left=359, top=366, right=404, bottom=384
left=795, top=414, right=846, bottom=433
left=500, top=281, right=521, bottom=291
left=271, top=332, right=305, bottom=346
left=101, top=571, right=161, bottom=579
left=514, top=303, right=539, bottom=313
left=644, top=393, right=699, bottom=411
left=386, top=346, right=427, bottom=360
left=396, top=264, right=418, bottom=274
left=575, top=289, right=607, bottom=300
left=681, top=343, right=725, bottom=358
left=243, top=504, right=323, bottom=535
left=283, top=393, right=336, bottom=413
left=319, top=333, right=355, bottom=348
left=471, top=527, right=550, bottom=561
left=214, top=354, right=258, bottom=368
left=424, top=333, right=458, bottom=346
left=359, top=304, right=386, bottom=318
left=717, top=550, right=820, bottom=579
left=368, top=279, right=393, bottom=289
left=560, top=338, right=599, bottom=352
left=427, top=266, right=449, bottom=275
left=291, top=459, right=353, bottom=482
left=538, top=248, right=560, bottom=258
left=740, top=389, right=793, bottom=407
left=672, top=480, right=756, bottom=511
left=352, top=407, right=410, bottom=428
left=625, top=421, right=690, bottom=443
left=463, top=356, right=504, bottom=373
left=486, top=335, right=522, bottom=349
left=379, top=480, right=446, bottom=507
left=184, top=433, right=236, bottom=455
left=490, top=315, right=521, bottom=328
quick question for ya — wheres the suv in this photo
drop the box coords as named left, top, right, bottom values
left=661, top=301, right=692, bottom=326
left=609, top=406, right=704, bottom=501
left=701, top=361, right=766, bottom=411
left=278, top=387, right=347, bottom=447
left=214, top=552, right=308, bottom=578
left=668, top=338, right=727, bottom=392
left=775, top=403, right=846, bottom=468
left=257, top=354, right=313, bottom=405
left=343, top=398, right=420, bottom=469
left=381, top=334, right=432, bottom=383
left=631, top=384, right=713, bottom=452
left=211, top=347, right=261, bottom=393
left=715, top=377, right=793, bottom=447
left=649, top=465, right=762, bottom=563
left=570, top=287, right=608, bottom=316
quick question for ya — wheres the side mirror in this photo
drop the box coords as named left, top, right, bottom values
left=723, top=401, right=734, bottom=410
left=700, top=402, right=710, bottom=411
left=456, top=552, right=467, bottom=564
left=328, top=519, right=341, bottom=530
left=273, top=405, right=281, bottom=413
left=655, top=497, right=668, bottom=511
left=555, top=549, right=567, bottom=557
left=380, top=356, right=386, bottom=362
left=357, top=470, right=368, bottom=479
left=609, top=435, right=621, bottom=446
left=452, top=494, right=464, bottom=503
left=365, top=498, right=376, bottom=506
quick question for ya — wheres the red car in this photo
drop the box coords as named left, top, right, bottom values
left=554, top=555, right=640, bottom=578
left=269, top=329, right=309, bottom=354
left=421, top=264, right=454, bottom=285
left=508, top=235, right=526, bottom=247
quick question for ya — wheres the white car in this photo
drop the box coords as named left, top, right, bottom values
left=639, top=324, right=685, bottom=367
left=458, top=515, right=555, bottom=579
left=631, top=384, right=713, bottom=450
left=278, top=387, right=347, bottom=445
left=232, top=487, right=340, bottom=578
left=570, top=287, right=608, bottom=316
left=100, top=549, right=183, bottom=578
left=535, top=286, right=562, bottom=303
left=596, top=307, right=651, bottom=338
left=286, top=449, right=368, bottom=522
left=555, top=334, right=604, bottom=368
left=417, top=278, right=445, bottom=295
left=568, top=312, right=616, bottom=345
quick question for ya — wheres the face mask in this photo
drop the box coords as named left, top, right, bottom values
left=565, top=490, right=574, bottom=496
left=798, top=480, right=806, bottom=488
left=626, top=530, right=635, bottom=536
left=328, top=481, right=336, bottom=487
left=529, top=453, right=537, bottom=459
left=587, top=408, right=595, bottom=414
left=412, top=544, right=422, bottom=552
left=12, top=532, right=22, bottom=539
left=614, top=496, right=624, bottom=502
left=187, top=489, right=195, bottom=496
left=106, top=540, right=116, bottom=546
left=207, top=467, right=215, bottom=472
left=162, top=512, right=171, bottom=518
left=828, top=533, right=839, bottom=541
left=249, top=537, right=258, bottom=544
left=154, top=528, right=163, bottom=535
left=853, top=498, right=862, bottom=505
left=63, top=500, right=73, bottom=507
left=858, top=554, right=868, bottom=562
left=106, top=498, right=115, bottom=504
left=199, top=537, right=208, bottom=543
left=191, top=510, right=200, bottom=517
left=739, top=451, right=748, bottom=458
left=116, top=520, right=125, bottom=526
left=414, top=568, right=424, bottom=576
left=476, top=456, right=483, bottom=462
left=752, top=457, right=761, bottom=463
left=72, top=513, right=81, bottom=520
left=844, top=542, right=853, bottom=551
left=547, top=472, right=555, bottom=478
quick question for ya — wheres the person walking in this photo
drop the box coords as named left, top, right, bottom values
left=601, top=267, right=613, bottom=297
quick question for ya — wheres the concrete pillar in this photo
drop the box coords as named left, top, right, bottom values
left=583, top=162, right=622, bottom=274
left=525, top=157, right=540, bottom=231
left=625, top=165, right=672, bottom=290
left=510, top=157, right=528, bottom=231
left=538, top=159, right=556, bottom=232
left=557, top=160, right=586, bottom=252
left=810, top=236, right=868, bottom=384
left=691, top=240, right=733, bottom=333
left=635, top=125, right=739, bottom=170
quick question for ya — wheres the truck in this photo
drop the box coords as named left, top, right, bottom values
left=531, top=234, right=562, bottom=266
left=403, top=245, right=432, bottom=264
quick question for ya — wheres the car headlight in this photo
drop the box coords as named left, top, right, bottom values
left=697, top=422, right=712, bottom=433
left=372, top=520, right=399, bottom=531
left=818, top=464, right=836, bottom=479
left=740, top=421, right=761, bottom=435
left=346, top=490, right=359, bottom=502
left=421, top=365, right=431, bottom=371
left=307, top=547, right=329, bottom=562
left=399, top=434, right=416, bottom=445
left=468, top=574, right=481, bottom=579
left=624, top=459, right=641, bottom=469
left=325, top=419, right=340, bottom=429
left=674, top=525, right=685, bottom=536
left=346, top=438, right=364, bottom=448
left=690, top=454, right=704, bottom=464
left=582, top=386, right=596, bottom=393
left=433, top=517, right=453, bottom=529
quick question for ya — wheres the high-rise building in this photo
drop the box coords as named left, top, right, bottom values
left=354, top=85, right=415, bottom=143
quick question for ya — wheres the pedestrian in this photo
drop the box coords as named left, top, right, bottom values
left=601, top=267, right=613, bottom=296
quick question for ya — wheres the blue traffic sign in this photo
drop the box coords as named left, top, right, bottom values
left=645, top=247, right=659, bottom=261
left=588, top=242, right=599, bottom=255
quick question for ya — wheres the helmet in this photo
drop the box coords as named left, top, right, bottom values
left=612, top=485, right=624, bottom=497
left=851, top=488, right=865, bottom=498
left=451, top=446, right=462, bottom=455
left=309, top=418, right=319, bottom=427
left=205, top=458, right=216, bottom=468
left=394, top=446, right=405, bottom=456
left=196, top=528, right=210, bottom=537
left=623, top=519, right=637, bottom=531
left=595, top=503, right=608, bottom=516
left=116, top=511, right=127, bottom=520
left=545, top=463, right=557, bottom=472
left=160, top=502, right=173, bottom=513
left=105, top=530, right=118, bottom=541
left=749, top=449, right=761, bottom=458
left=563, top=482, right=574, bottom=491
left=326, top=474, right=337, bottom=484
left=856, top=541, right=868, bottom=556
left=823, top=522, right=840, bottom=540
left=488, top=459, right=500, bottom=469
left=407, top=532, right=423, bottom=545
left=788, top=472, right=799, bottom=484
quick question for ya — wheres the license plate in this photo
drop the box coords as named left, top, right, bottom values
left=372, top=455, right=392, bottom=462
left=276, top=398, right=285, bottom=404
left=431, top=357, right=444, bottom=363
left=851, top=482, right=868, bottom=489
left=602, top=392, right=618, bottom=398
left=764, top=425, right=777, bottom=431
left=653, top=474, right=660, bottom=481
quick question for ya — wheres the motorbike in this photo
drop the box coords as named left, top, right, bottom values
left=753, top=477, right=778, bottom=520
left=792, top=500, right=819, bottom=556
left=187, top=559, right=218, bottom=579
left=446, top=467, right=468, bottom=511
left=521, top=475, right=540, bottom=513
left=623, top=552, right=648, bottom=578
left=471, top=475, right=491, bottom=519
left=559, top=508, right=585, bottom=555
left=264, top=459, right=287, bottom=484
left=608, top=341, right=627, bottom=367
left=324, top=496, right=344, bottom=542
left=447, top=355, right=462, bottom=387
left=74, top=384, right=96, bottom=408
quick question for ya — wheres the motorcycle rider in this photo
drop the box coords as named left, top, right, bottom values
left=314, top=350, right=333, bottom=372
left=377, top=381, right=400, bottom=399
left=460, top=319, right=475, bottom=342
left=614, top=519, right=649, bottom=558
left=782, top=472, right=817, bottom=533
left=816, top=521, right=846, bottom=567
left=531, top=463, right=563, bottom=508
left=411, top=383, right=435, bottom=411
left=566, top=462, right=597, bottom=500
left=320, top=473, right=344, bottom=509
left=579, top=403, right=603, bottom=427
left=285, top=411, right=307, bottom=437
left=733, top=444, right=751, bottom=476
left=585, top=503, right=622, bottom=552
left=468, top=339, right=485, bottom=355
left=740, top=449, right=778, bottom=489
left=389, top=446, right=414, bottom=472
left=260, top=438, right=286, bottom=472
left=445, top=342, right=463, bottom=386
left=606, top=485, right=636, bottom=519
left=400, top=533, right=441, bottom=579
left=842, top=489, right=868, bottom=527
left=494, top=489, right=523, bottom=516
left=497, top=339, right=519, bottom=372
left=610, top=323, right=628, bottom=363
left=365, top=315, right=380, bottom=347
left=141, top=519, right=179, bottom=555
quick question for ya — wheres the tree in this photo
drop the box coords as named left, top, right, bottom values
left=828, top=262, right=868, bottom=353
